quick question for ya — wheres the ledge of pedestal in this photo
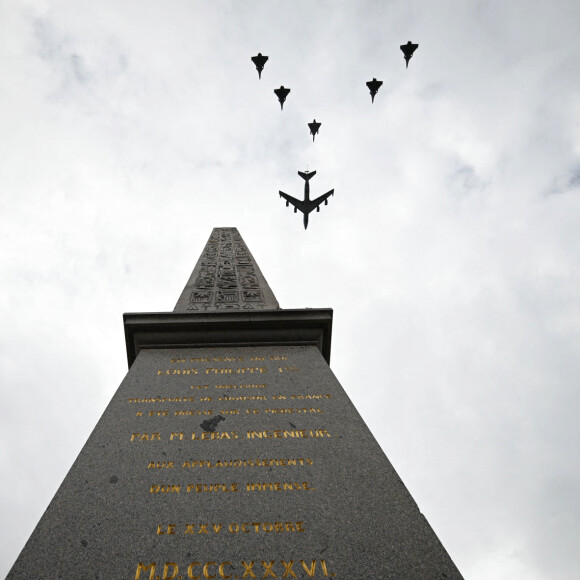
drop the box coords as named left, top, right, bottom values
left=123, top=308, right=333, bottom=368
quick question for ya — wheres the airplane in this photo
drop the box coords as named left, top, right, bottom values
left=366, top=78, right=383, bottom=103
left=400, top=41, right=419, bottom=68
left=251, top=53, right=268, bottom=79
left=279, top=170, right=334, bottom=229
left=308, top=119, right=321, bottom=141
left=274, top=85, right=291, bottom=110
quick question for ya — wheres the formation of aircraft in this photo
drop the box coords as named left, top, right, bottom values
left=279, top=170, right=334, bottom=230
left=250, top=42, right=419, bottom=226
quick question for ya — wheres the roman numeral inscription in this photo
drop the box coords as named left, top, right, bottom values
left=8, top=228, right=463, bottom=579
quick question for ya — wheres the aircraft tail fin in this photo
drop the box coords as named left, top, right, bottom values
left=298, top=170, right=316, bottom=181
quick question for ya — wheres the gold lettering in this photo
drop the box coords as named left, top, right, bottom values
left=242, top=561, right=256, bottom=578
left=219, top=562, right=233, bottom=579
left=262, top=561, right=277, bottom=578
left=162, top=562, right=179, bottom=579
left=282, top=561, right=297, bottom=578
left=150, top=484, right=180, bottom=494
left=135, top=562, right=156, bottom=579
left=188, top=562, right=202, bottom=579
left=300, top=561, right=316, bottom=577
left=203, top=562, right=217, bottom=579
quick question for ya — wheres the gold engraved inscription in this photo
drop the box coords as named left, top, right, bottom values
left=134, top=558, right=333, bottom=579
left=205, top=367, right=267, bottom=374
left=246, top=481, right=314, bottom=492
left=129, top=396, right=198, bottom=403
left=278, top=366, right=300, bottom=373
left=130, top=433, right=161, bottom=442
left=149, top=482, right=312, bottom=494
left=264, top=408, right=323, bottom=414
left=181, top=458, right=314, bottom=469
left=215, top=383, right=267, bottom=389
left=218, top=395, right=266, bottom=401
left=246, top=429, right=331, bottom=439
left=156, top=521, right=305, bottom=536
left=130, top=430, right=330, bottom=442
left=174, top=409, right=216, bottom=416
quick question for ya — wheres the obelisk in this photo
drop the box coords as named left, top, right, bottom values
left=9, top=227, right=463, bottom=579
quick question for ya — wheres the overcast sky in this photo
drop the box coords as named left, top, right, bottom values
left=2, top=0, right=580, bottom=578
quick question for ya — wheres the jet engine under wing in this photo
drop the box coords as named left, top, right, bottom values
left=279, top=191, right=305, bottom=213
left=309, top=190, right=334, bottom=212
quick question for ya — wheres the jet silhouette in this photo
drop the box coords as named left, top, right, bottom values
left=279, top=170, right=334, bottom=229
left=251, top=53, right=268, bottom=79
left=366, top=78, right=383, bottom=103
left=274, top=86, right=291, bottom=110
left=400, top=41, right=419, bottom=68
left=308, top=119, right=321, bottom=141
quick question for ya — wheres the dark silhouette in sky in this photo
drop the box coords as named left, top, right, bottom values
left=366, top=78, right=383, bottom=103
left=400, top=41, right=419, bottom=68
left=279, top=170, right=334, bottom=229
left=308, top=119, right=321, bottom=141
left=251, top=53, right=268, bottom=79
left=274, top=86, right=291, bottom=110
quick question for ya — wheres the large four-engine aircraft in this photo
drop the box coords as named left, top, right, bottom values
left=279, top=170, right=334, bottom=229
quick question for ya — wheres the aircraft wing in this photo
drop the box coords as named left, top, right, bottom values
left=280, top=191, right=306, bottom=213
left=309, top=189, right=334, bottom=211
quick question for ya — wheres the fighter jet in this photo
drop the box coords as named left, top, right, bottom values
left=251, top=53, right=268, bottom=79
left=400, top=41, right=419, bottom=68
left=274, top=85, right=291, bottom=110
left=279, top=170, right=334, bottom=229
left=308, top=119, right=321, bottom=141
left=366, top=78, right=383, bottom=103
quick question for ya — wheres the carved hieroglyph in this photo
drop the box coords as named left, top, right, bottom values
left=174, top=228, right=279, bottom=312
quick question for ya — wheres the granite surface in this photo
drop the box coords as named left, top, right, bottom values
left=9, top=344, right=463, bottom=579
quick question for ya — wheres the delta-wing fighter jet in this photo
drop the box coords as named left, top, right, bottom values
left=366, top=78, right=383, bottom=103
left=400, top=41, right=419, bottom=68
left=279, top=170, right=334, bottom=229
left=308, top=119, right=321, bottom=141
left=251, top=53, right=268, bottom=79
left=274, top=85, right=291, bottom=110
